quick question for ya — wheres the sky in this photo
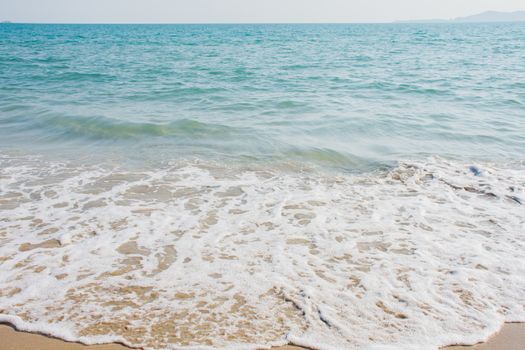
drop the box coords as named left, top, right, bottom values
left=0, top=0, right=524, bottom=24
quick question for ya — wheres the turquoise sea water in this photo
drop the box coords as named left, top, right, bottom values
left=1, top=23, right=524, bottom=170
left=0, top=23, right=524, bottom=350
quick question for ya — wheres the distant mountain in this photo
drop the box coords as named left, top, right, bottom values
left=396, top=10, right=525, bottom=24
left=453, top=11, right=525, bottom=22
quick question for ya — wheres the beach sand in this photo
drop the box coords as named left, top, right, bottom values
left=0, top=322, right=523, bottom=350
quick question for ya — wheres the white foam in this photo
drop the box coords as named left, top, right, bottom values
left=0, top=154, right=524, bottom=350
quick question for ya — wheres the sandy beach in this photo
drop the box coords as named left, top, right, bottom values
left=1, top=15, right=525, bottom=350
left=1, top=322, right=523, bottom=350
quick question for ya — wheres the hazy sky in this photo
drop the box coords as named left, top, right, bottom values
left=1, top=0, right=524, bottom=23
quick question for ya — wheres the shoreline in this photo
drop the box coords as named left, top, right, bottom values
left=1, top=322, right=524, bottom=350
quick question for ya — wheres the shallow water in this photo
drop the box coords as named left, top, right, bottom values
left=0, top=23, right=524, bottom=350
left=1, top=23, right=524, bottom=169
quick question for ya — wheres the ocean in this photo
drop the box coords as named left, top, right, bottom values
left=0, top=23, right=524, bottom=350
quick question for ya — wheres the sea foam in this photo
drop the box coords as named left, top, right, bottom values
left=0, top=154, right=524, bottom=350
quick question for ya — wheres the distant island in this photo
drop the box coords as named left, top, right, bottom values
left=396, top=10, right=525, bottom=23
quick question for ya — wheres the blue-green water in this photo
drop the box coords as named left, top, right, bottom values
left=1, top=23, right=524, bottom=170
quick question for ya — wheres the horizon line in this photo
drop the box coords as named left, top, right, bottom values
left=2, top=20, right=522, bottom=25
left=2, top=9, right=524, bottom=26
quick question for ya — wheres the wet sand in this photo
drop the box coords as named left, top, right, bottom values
left=0, top=322, right=523, bottom=350
left=445, top=323, right=525, bottom=350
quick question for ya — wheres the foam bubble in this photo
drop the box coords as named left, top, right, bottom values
left=0, top=154, right=524, bottom=350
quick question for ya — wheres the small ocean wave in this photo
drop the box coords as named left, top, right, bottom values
left=283, top=147, right=375, bottom=170
left=122, top=86, right=227, bottom=102
left=356, top=81, right=453, bottom=97
left=396, top=83, right=452, bottom=96
left=3, top=113, right=247, bottom=141
left=30, top=71, right=117, bottom=83
left=33, top=56, right=71, bottom=64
